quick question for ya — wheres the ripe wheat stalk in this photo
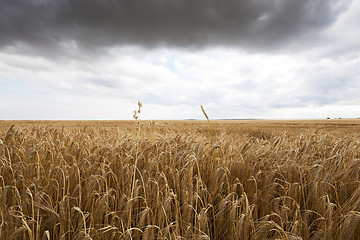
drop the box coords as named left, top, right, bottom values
left=0, top=118, right=360, bottom=239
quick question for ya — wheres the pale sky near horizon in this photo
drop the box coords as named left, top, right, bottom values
left=1, top=0, right=359, bottom=120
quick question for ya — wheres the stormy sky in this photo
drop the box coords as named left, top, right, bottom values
left=1, top=0, right=359, bottom=120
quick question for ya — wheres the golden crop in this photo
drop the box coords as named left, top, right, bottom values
left=0, top=120, right=359, bottom=239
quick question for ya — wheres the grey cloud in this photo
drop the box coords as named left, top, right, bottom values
left=87, top=77, right=120, bottom=89
left=0, top=0, right=351, bottom=55
left=296, top=95, right=341, bottom=106
left=142, top=87, right=215, bottom=106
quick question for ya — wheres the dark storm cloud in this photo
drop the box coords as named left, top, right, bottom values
left=0, top=0, right=351, bottom=54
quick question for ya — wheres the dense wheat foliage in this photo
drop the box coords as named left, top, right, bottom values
left=1, top=120, right=360, bottom=239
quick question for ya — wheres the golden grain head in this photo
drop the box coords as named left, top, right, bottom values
left=200, top=105, right=209, bottom=120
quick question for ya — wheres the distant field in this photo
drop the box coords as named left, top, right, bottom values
left=1, top=120, right=360, bottom=239
left=1, top=118, right=360, bottom=134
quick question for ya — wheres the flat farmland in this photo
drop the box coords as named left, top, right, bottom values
left=1, top=120, right=360, bottom=239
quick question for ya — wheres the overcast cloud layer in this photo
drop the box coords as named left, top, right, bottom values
left=1, top=0, right=360, bottom=120
left=0, top=0, right=352, bottom=52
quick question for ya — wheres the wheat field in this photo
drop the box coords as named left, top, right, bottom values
left=0, top=120, right=360, bottom=239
